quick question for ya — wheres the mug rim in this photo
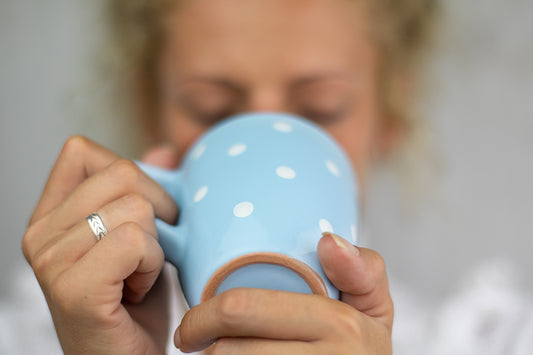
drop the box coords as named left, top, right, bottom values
left=201, top=252, right=329, bottom=302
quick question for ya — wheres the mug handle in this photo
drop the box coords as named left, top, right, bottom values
left=135, top=161, right=187, bottom=266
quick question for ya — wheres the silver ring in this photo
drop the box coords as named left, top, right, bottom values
left=86, top=213, right=108, bottom=241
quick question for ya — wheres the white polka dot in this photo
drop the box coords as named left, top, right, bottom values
left=233, top=201, right=254, bottom=218
left=325, top=160, right=340, bottom=177
left=273, top=121, right=293, bottom=133
left=351, top=224, right=358, bottom=243
left=228, top=143, right=247, bottom=156
left=319, top=219, right=334, bottom=233
left=194, top=186, right=208, bottom=203
left=276, top=166, right=296, bottom=179
left=191, top=144, right=206, bottom=160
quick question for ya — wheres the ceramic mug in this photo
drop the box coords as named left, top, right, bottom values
left=137, top=112, right=359, bottom=307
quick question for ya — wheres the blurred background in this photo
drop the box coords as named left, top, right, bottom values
left=1, top=0, right=532, bottom=354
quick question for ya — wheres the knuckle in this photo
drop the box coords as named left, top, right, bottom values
left=118, top=222, right=149, bottom=251
left=21, top=238, right=31, bottom=263
left=217, top=288, right=252, bottom=328
left=118, top=221, right=144, bottom=237
left=123, top=193, right=154, bottom=220
left=32, top=244, right=59, bottom=278
left=21, top=225, right=38, bottom=263
left=155, top=243, right=165, bottom=265
left=330, top=304, right=363, bottom=339
left=110, top=159, right=142, bottom=187
left=61, top=135, right=90, bottom=158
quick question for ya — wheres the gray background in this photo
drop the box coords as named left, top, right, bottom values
left=367, top=0, right=533, bottom=301
left=1, top=0, right=532, bottom=349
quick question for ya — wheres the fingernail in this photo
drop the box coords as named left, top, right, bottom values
left=323, top=232, right=360, bottom=256
left=175, top=326, right=183, bottom=349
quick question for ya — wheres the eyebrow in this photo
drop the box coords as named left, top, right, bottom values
left=180, top=72, right=351, bottom=91
left=288, top=73, right=350, bottom=88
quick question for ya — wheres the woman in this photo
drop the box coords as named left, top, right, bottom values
left=22, top=0, right=435, bottom=353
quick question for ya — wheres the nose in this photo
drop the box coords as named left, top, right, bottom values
left=245, top=88, right=287, bottom=113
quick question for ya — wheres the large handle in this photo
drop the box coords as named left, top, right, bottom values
left=136, top=161, right=187, bottom=267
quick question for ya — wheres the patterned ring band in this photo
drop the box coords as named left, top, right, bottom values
left=86, top=213, right=108, bottom=241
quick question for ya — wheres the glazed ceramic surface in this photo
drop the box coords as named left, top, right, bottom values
left=137, top=112, right=359, bottom=307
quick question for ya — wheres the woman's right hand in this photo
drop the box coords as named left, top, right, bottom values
left=21, top=136, right=179, bottom=355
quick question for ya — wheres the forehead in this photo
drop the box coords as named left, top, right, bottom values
left=164, top=0, right=375, bottom=80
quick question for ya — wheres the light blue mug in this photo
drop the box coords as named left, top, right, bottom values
left=137, top=112, right=359, bottom=307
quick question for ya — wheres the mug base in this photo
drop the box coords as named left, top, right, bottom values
left=201, top=252, right=328, bottom=303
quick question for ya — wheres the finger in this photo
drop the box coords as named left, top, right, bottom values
left=126, top=263, right=174, bottom=348
left=31, top=136, right=120, bottom=224
left=200, top=338, right=317, bottom=355
left=96, top=194, right=157, bottom=238
left=27, top=194, right=158, bottom=281
left=48, top=158, right=177, bottom=231
left=141, top=144, right=180, bottom=169
left=175, top=288, right=355, bottom=353
left=65, top=222, right=165, bottom=305
left=317, top=233, right=393, bottom=329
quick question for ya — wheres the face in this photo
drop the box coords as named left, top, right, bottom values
left=157, top=0, right=389, bottom=188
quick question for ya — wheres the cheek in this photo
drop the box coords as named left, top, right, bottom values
left=325, top=102, right=382, bottom=186
left=161, top=106, right=208, bottom=161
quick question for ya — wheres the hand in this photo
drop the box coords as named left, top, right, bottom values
left=22, top=136, right=179, bottom=355
left=174, top=233, right=393, bottom=354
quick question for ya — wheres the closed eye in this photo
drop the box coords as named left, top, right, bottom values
left=297, top=106, right=349, bottom=125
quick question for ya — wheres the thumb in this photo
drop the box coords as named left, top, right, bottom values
left=318, top=233, right=393, bottom=330
left=141, top=144, right=180, bottom=169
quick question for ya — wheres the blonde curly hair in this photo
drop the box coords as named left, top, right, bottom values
left=105, top=0, right=438, bottom=162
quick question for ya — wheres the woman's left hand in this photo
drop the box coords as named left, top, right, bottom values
left=175, top=233, right=393, bottom=354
